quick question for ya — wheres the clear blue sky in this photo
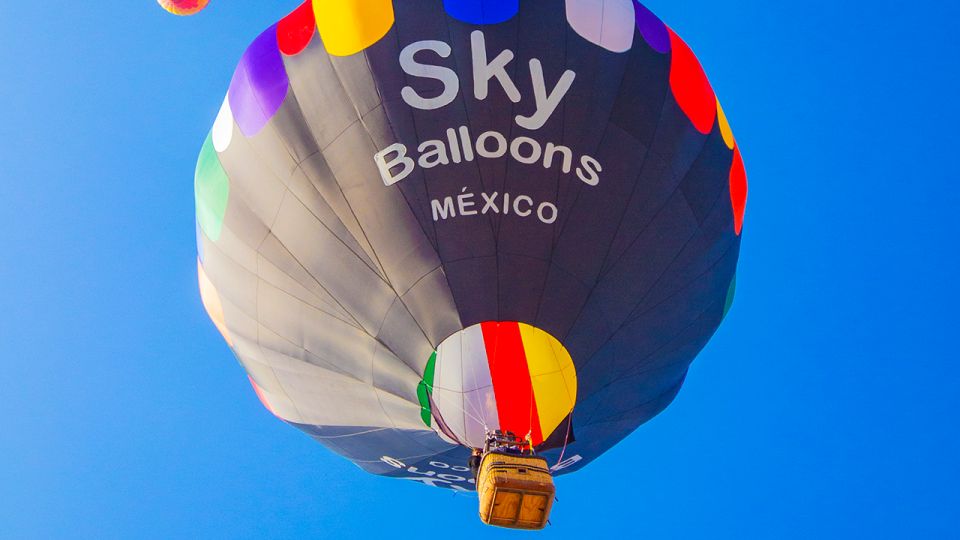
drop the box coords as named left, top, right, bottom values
left=1, top=1, right=958, bottom=538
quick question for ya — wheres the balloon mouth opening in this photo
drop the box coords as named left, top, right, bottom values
left=418, top=322, right=577, bottom=450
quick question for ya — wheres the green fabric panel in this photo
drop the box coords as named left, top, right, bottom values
left=194, top=133, right=229, bottom=242
left=418, top=351, right=437, bottom=426
left=722, top=274, right=737, bottom=320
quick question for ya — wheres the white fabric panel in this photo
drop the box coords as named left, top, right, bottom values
left=566, top=0, right=636, bottom=53
left=430, top=325, right=500, bottom=448
left=212, top=96, right=234, bottom=152
left=431, top=332, right=466, bottom=441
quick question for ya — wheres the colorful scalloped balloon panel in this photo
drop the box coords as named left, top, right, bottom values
left=219, top=0, right=737, bottom=150
left=278, top=1, right=316, bottom=56
left=211, top=97, right=233, bottom=152
left=566, top=0, right=636, bottom=53
left=717, top=100, right=735, bottom=150
left=227, top=25, right=289, bottom=137
left=633, top=0, right=670, bottom=53
left=730, top=147, right=748, bottom=235
left=443, top=0, right=520, bottom=24
left=668, top=28, right=717, bottom=135
left=194, top=134, right=229, bottom=241
left=313, top=0, right=395, bottom=57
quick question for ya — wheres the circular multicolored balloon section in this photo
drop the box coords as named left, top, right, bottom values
left=158, top=0, right=209, bottom=16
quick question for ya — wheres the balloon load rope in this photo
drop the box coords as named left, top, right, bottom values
left=554, top=410, right=575, bottom=469
left=431, top=390, right=491, bottom=442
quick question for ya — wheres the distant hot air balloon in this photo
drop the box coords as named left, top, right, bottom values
left=159, top=0, right=209, bottom=16
left=194, top=0, right=747, bottom=528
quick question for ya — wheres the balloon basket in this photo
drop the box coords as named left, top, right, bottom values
left=476, top=452, right=555, bottom=530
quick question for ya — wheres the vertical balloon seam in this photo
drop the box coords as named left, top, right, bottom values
left=386, top=10, right=494, bottom=321
left=265, top=110, right=395, bottom=282
left=591, top=27, right=675, bottom=278
left=614, top=196, right=736, bottom=330
left=273, top=36, right=421, bottom=289
left=553, top=112, right=681, bottom=349
left=294, top=77, right=405, bottom=288
left=573, top=208, right=719, bottom=374
left=443, top=12, right=517, bottom=250
left=570, top=6, right=720, bottom=281
left=275, top=76, right=392, bottom=279
left=231, top=130, right=431, bottom=415
left=620, top=203, right=742, bottom=327
left=269, top=52, right=453, bottom=382
left=593, top=88, right=714, bottom=281
left=617, top=290, right=731, bottom=383
left=344, top=89, right=450, bottom=307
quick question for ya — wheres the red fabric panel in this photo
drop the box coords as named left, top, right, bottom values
left=481, top=322, right=543, bottom=445
left=277, top=1, right=316, bottom=56
left=668, top=28, right=717, bottom=135
left=729, top=147, right=748, bottom=235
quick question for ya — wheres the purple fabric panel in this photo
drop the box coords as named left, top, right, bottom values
left=634, top=1, right=670, bottom=54
left=228, top=24, right=289, bottom=137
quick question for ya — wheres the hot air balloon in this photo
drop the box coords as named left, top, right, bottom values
left=194, top=0, right=747, bottom=528
left=158, top=0, right=209, bottom=16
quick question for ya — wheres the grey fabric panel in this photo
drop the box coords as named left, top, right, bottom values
left=400, top=266, right=463, bottom=346
left=267, top=189, right=396, bottom=334
left=321, top=120, right=444, bottom=296
left=375, top=298, right=434, bottom=373
left=256, top=234, right=358, bottom=326
left=200, top=238, right=259, bottom=318
left=284, top=165, right=384, bottom=275
left=296, top=152, right=386, bottom=277
left=549, top=123, right=649, bottom=285
left=282, top=38, right=364, bottom=150
left=565, top=191, right=701, bottom=362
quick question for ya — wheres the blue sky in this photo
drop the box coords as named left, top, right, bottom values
left=1, top=1, right=958, bottom=538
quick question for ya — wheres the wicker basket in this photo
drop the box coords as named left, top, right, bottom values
left=477, top=452, right=555, bottom=530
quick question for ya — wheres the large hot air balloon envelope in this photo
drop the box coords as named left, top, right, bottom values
left=196, top=0, right=748, bottom=493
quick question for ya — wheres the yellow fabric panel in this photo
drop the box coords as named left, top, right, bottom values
left=197, top=260, right=233, bottom=346
left=549, top=333, right=578, bottom=405
left=519, top=324, right=576, bottom=439
left=313, top=0, right=395, bottom=56
left=717, top=99, right=736, bottom=150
